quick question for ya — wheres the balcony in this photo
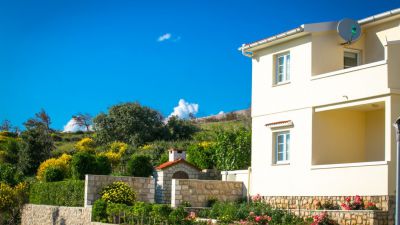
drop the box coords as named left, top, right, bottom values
left=310, top=60, right=389, bottom=107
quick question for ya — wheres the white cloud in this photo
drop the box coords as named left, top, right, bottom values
left=218, top=111, right=225, bottom=115
left=157, top=33, right=172, bottom=42
left=169, top=99, right=199, bottom=119
left=63, top=118, right=92, bottom=133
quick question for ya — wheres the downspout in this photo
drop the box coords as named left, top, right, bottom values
left=394, top=116, right=400, bottom=225
left=241, top=44, right=253, bottom=58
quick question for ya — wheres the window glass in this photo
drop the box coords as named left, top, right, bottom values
left=275, top=53, right=290, bottom=84
left=344, top=51, right=359, bottom=69
left=275, top=131, right=290, bottom=163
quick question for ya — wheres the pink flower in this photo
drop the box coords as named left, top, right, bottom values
left=255, top=216, right=261, bottom=222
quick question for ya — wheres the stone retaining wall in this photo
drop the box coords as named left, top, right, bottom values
left=260, top=195, right=393, bottom=211
left=21, top=204, right=92, bottom=225
left=84, top=174, right=155, bottom=207
left=171, top=179, right=243, bottom=207
left=288, top=209, right=388, bottom=225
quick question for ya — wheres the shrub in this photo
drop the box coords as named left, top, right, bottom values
left=311, top=212, right=338, bottom=225
left=0, top=163, right=21, bottom=185
left=36, top=154, right=72, bottom=181
left=92, top=199, right=108, bottom=222
left=127, top=154, right=153, bottom=177
left=340, top=196, right=364, bottom=210
left=95, top=155, right=112, bottom=175
left=133, top=201, right=153, bottom=217
left=151, top=204, right=173, bottom=222
left=29, top=180, right=84, bottom=206
left=0, top=182, right=29, bottom=225
left=75, top=137, right=96, bottom=153
left=186, top=141, right=215, bottom=169
left=168, top=206, right=189, bottom=225
left=43, top=167, right=64, bottom=182
left=71, top=152, right=97, bottom=179
left=100, top=181, right=136, bottom=205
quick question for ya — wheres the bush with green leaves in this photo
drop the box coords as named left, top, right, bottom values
left=213, top=127, right=251, bottom=170
left=151, top=204, right=173, bottom=222
left=92, top=199, right=108, bottom=223
left=186, top=141, right=215, bottom=169
left=100, top=181, right=136, bottom=205
left=29, top=180, right=84, bottom=206
left=43, top=166, right=64, bottom=182
left=127, top=154, right=153, bottom=177
left=0, top=163, right=22, bottom=185
left=95, top=155, right=112, bottom=175
left=71, top=152, right=97, bottom=179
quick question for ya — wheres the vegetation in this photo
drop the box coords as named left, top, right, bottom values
left=0, top=182, right=29, bottom=225
left=100, top=181, right=136, bottom=205
left=127, top=154, right=153, bottom=177
left=29, top=180, right=84, bottom=207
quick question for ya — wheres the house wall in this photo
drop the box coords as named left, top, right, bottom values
left=250, top=16, right=400, bottom=197
left=313, top=109, right=366, bottom=165
left=365, top=109, right=385, bottom=161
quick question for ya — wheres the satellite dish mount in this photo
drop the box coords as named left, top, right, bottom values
left=337, top=18, right=361, bottom=45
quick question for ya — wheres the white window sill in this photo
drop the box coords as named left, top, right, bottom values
left=272, top=161, right=290, bottom=166
left=311, top=161, right=388, bottom=170
left=273, top=81, right=291, bottom=87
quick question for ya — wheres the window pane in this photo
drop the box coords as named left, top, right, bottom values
left=277, top=135, right=284, bottom=144
left=277, top=152, right=284, bottom=161
left=286, top=54, right=290, bottom=80
left=344, top=51, right=358, bottom=68
left=286, top=134, right=290, bottom=160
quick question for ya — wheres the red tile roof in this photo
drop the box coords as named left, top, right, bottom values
left=155, top=158, right=201, bottom=171
left=265, top=120, right=293, bottom=127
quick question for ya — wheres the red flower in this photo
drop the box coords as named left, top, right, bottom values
left=255, top=216, right=261, bottom=222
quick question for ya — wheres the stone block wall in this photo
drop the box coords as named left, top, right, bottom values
left=260, top=195, right=393, bottom=211
left=287, top=209, right=388, bottom=225
left=21, top=204, right=92, bottom=225
left=260, top=195, right=395, bottom=225
left=84, top=175, right=155, bottom=207
left=155, top=164, right=200, bottom=204
left=171, top=179, right=243, bottom=207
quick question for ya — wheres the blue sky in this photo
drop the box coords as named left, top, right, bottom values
left=0, top=0, right=399, bottom=130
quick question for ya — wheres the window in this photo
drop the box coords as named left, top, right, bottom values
left=274, top=131, right=290, bottom=163
left=344, top=49, right=360, bottom=69
left=275, top=52, right=290, bottom=84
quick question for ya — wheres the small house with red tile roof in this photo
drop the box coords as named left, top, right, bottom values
left=154, top=148, right=201, bottom=204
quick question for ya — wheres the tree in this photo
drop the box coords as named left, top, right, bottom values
left=0, top=120, right=12, bottom=131
left=73, top=113, right=92, bottom=132
left=127, top=154, right=153, bottom=177
left=19, top=110, right=54, bottom=175
left=165, top=116, right=198, bottom=140
left=186, top=142, right=215, bottom=169
left=93, top=102, right=165, bottom=146
left=213, top=127, right=251, bottom=171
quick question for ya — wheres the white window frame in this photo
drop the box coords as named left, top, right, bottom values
left=343, top=49, right=361, bottom=69
left=275, top=52, right=290, bottom=85
left=274, top=131, right=290, bottom=164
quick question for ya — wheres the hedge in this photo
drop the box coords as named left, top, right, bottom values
left=29, top=180, right=84, bottom=207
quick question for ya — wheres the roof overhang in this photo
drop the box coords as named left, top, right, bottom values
left=239, top=8, right=400, bottom=53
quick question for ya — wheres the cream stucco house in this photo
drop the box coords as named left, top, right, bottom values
left=240, top=8, right=400, bottom=202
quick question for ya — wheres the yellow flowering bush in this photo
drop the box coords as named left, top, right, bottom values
left=36, top=154, right=72, bottom=181
left=75, top=137, right=96, bottom=153
left=100, top=142, right=128, bottom=166
left=141, top=144, right=153, bottom=151
left=100, top=181, right=136, bottom=205
left=0, top=183, right=14, bottom=210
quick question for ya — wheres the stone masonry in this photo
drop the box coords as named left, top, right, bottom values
left=171, top=179, right=243, bottom=207
left=84, top=174, right=155, bottom=207
left=21, top=204, right=117, bottom=225
left=21, top=204, right=92, bottom=225
left=260, top=195, right=395, bottom=225
left=155, top=163, right=200, bottom=204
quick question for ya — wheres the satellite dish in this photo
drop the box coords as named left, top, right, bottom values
left=337, top=18, right=361, bottom=44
